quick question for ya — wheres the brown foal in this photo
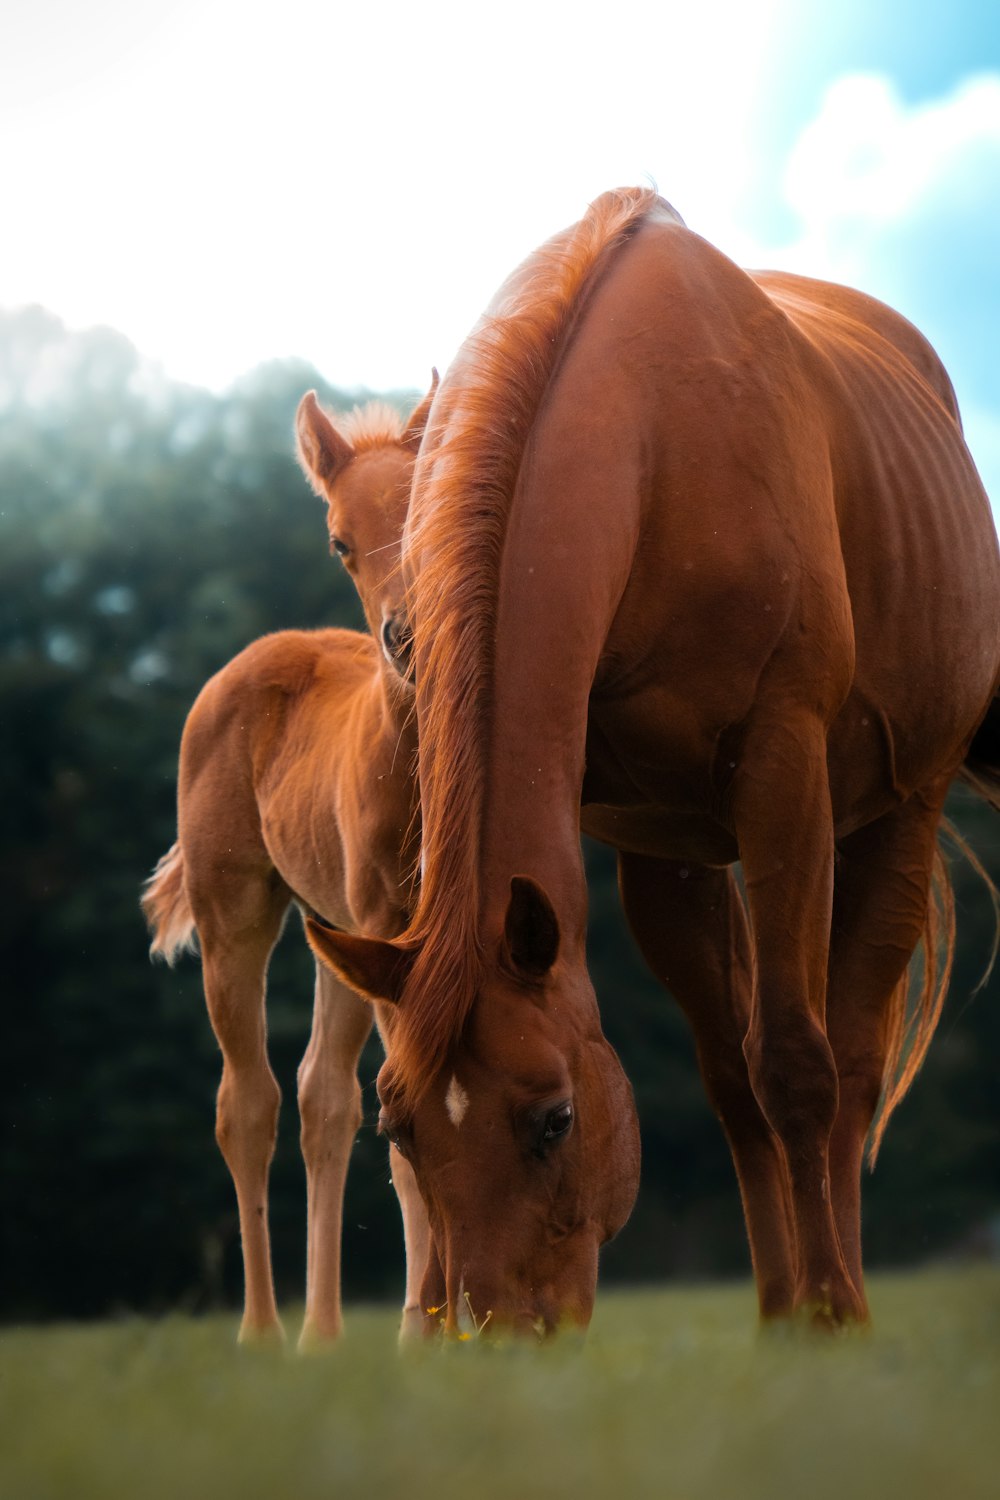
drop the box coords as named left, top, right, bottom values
left=142, top=378, right=435, bottom=1346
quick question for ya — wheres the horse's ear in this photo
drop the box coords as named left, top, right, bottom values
left=502, top=876, right=560, bottom=979
left=401, top=368, right=439, bottom=452
left=295, top=391, right=354, bottom=495
left=305, top=919, right=413, bottom=1005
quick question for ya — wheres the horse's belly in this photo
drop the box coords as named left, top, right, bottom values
left=827, top=668, right=997, bottom=834
left=582, top=802, right=738, bottom=864
left=583, top=692, right=731, bottom=837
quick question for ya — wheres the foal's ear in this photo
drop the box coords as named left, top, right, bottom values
left=502, top=875, right=561, bottom=979
left=295, top=391, right=355, bottom=495
left=401, top=368, right=439, bottom=452
left=305, top=919, right=413, bottom=1005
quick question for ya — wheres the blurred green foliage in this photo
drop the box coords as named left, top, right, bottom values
left=0, top=307, right=997, bottom=1322
left=2, top=1271, right=999, bottom=1500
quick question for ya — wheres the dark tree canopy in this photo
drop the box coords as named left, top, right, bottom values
left=1, top=307, right=997, bottom=1322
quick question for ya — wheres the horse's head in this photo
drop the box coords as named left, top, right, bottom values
left=295, top=373, right=438, bottom=678
left=306, top=876, right=640, bottom=1339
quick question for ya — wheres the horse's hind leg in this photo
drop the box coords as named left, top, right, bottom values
left=197, top=879, right=290, bottom=1344
left=733, top=708, right=865, bottom=1326
left=825, top=783, right=948, bottom=1316
left=297, top=962, right=373, bottom=1349
left=619, top=853, right=796, bottom=1318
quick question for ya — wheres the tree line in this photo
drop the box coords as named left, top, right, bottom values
left=1, top=306, right=997, bottom=1322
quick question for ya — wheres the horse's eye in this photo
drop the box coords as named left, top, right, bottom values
left=539, top=1101, right=573, bottom=1150
left=544, top=1102, right=573, bottom=1139
left=330, top=536, right=350, bottom=558
left=378, top=1111, right=406, bottom=1154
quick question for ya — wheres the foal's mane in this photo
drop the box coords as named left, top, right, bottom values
left=389, top=186, right=666, bottom=1106
left=336, top=400, right=405, bottom=452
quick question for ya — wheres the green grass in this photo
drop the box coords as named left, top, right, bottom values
left=2, top=1269, right=998, bottom=1500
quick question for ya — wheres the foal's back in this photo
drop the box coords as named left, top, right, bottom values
left=179, top=626, right=413, bottom=935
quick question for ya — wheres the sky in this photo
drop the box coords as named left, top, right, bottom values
left=3, top=0, right=999, bottom=495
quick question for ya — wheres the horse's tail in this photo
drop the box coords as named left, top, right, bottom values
left=141, top=841, right=199, bottom=966
left=959, top=691, right=1000, bottom=813
left=868, top=701, right=1000, bottom=1164
left=867, top=834, right=957, bottom=1166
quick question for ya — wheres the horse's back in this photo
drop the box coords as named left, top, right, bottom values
left=754, top=271, right=961, bottom=415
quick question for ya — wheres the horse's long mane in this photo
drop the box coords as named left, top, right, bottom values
left=387, top=187, right=666, bottom=1107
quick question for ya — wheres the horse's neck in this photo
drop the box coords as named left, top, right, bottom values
left=474, top=506, right=629, bottom=945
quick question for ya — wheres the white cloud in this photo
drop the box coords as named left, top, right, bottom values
left=768, top=73, right=1000, bottom=318
left=764, top=74, right=1000, bottom=509
left=783, top=73, right=1000, bottom=239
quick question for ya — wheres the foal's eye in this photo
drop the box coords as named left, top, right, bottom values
left=330, top=536, right=350, bottom=558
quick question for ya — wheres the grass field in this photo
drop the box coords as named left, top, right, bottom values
left=2, top=1268, right=998, bottom=1500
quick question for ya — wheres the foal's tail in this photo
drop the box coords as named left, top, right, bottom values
left=868, top=697, right=1000, bottom=1164
left=141, top=841, right=199, bottom=966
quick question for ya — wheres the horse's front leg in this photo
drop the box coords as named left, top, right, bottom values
left=733, top=708, right=865, bottom=1327
left=618, top=852, right=796, bottom=1319
left=390, top=1145, right=434, bottom=1342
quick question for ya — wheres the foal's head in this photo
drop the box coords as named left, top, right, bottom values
left=295, top=374, right=438, bottom=676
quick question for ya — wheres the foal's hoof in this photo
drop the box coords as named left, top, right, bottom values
left=398, top=1305, right=431, bottom=1344
left=297, top=1319, right=342, bottom=1355
left=237, top=1319, right=286, bottom=1350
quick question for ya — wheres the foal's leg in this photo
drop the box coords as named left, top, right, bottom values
left=297, top=967, right=434, bottom=1347
left=733, top=709, right=865, bottom=1326
left=825, top=784, right=948, bottom=1317
left=298, top=963, right=373, bottom=1349
left=619, top=853, right=796, bottom=1318
left=198, top=883, right=289, bottom=1344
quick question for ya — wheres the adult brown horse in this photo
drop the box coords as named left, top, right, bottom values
left=142, top=381, right=435, bottom=1347
left=308, top=188, right=1000, bottom=1336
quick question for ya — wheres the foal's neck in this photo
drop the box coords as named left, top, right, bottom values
left=374, top=655, right=416, bottom=739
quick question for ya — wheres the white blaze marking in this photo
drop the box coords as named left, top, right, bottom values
left=445, top=1074, right=469, bottom=1128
